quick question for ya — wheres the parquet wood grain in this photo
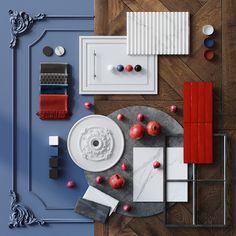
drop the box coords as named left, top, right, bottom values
left=94, top=0, right=236, bottom=235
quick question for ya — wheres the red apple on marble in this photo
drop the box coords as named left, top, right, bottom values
left=117, top=113, right=125, bottom=121
left=121, top=163, right=128, bottom=171
left=84, top=101, right=91, bottom=109
left=170, top=105, right=177, bottom=113
left=109, top=174, right=125, bottom=189
left=153, top=160, right=161, bottom=169
left=136, top=113, right=145, bottom=122
left=129, top=123, right=145, bottom=140
left=123, top=204, right=131, bottom=212
left=96, top=176, right=103, bottom=184
left=67, top=180, right=75, bottom=188
left=146, top=120, right=161, bottom=136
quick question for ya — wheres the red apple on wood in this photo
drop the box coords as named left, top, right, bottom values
left=109, top=174, right=125, bottom=189
left=170, top=105, right=177, bottom=113
left=146, top=120, right=161, bottom=136
left=129, top=123, right=145, bottom=140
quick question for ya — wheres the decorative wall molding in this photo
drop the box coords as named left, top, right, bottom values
left=9, top=10, right=46, bottom=48
left=9, top=190, right=45, bottom=228
left=9, top=10, right=94, bottom=225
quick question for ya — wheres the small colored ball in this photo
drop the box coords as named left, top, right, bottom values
left=123, top=204, right=131, bottom=212
left=107, top=65, right=114, bottom=71
left=134, top=65, right=142, bottom=72
left=121, top=163, right=128, bottom=171
left=117, top=113, right=125, bottom=121
left=170, top=105, right=177, bottom=113
left=117, top=64, right=124, bottom=72
left=153, top=161, right=161, bottom=169
left=67, top=180, right=75, bottom=188
left=125, top=64, right=133, bottom=72
left=96, top=176, right=103, bottom=184
left=84, top=101, right=91, bottom=109
left=136, top=113, right=145, bottom=122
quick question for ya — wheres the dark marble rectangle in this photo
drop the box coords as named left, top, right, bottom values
left=74, top=198, right=111, bottom=223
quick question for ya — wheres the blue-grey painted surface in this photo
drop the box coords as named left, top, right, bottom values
left=0, top=1, right=94, bottom=235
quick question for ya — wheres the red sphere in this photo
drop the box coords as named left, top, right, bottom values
left=129, top=123, right=145, bottom=140
left=146, top=120, right=161, bottom=136
left=125, top=64, right=133, bottom=72
left=67, top=180, right=75, bottom=188
left=153, top=161, right=161, bottom=169
left=123, top=204, right=131, bottom=212
left=109, top=174, right=125, bottom=189
left=117, top=113, right=125, bottom=121
left=84, top=101, right=91, bottom=109
left=170, top=105, right=177, bottom=113
left=136, top=113, right=145, bottom=122
left=96, top=176, right=103, bottom=184
left=121, top=163, right=128, bottom=171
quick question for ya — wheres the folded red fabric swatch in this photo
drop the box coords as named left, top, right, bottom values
left=37, top=94, right=70, bottom=120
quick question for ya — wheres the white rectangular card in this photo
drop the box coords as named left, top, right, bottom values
left=133, top=147, right=188, bottom=202
left=83, top=186, right=119, bottom=215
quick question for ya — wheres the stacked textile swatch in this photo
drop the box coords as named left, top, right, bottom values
left=37, top=63, right=70, bottom=120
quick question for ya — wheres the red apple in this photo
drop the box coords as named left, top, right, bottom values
left=121, top=163, right=128, bottom=171
left=129, top=123, right=145, bottom=140
left=117, top=113, right=125, bottom=121
left=109, top=174, right=125, bottom=189
left=170, top=105, right=177, bottom=113
left=136, top=113, right=145, bottom=122
left=96, top=176, right=103, bottom=184
left=84, top=101, right=91, bottom=109
left=123, top=204, right=131, bottom=212
left=153, top=160, right=161, bottom=169
left=146, top=120, right=161, bottom=136
left=67, top=180, right=75, bottom=188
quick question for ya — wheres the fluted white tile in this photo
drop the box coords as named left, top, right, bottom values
left=127, top=12, right=190, bottom=55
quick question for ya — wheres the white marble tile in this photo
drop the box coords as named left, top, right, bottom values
left=133, top=147, right=163, bottom=202
left=83, top=186, right=119, bottom=215
left=133, top=147, right=188, bottom=202
left=127, top=12, right=190, bottom=55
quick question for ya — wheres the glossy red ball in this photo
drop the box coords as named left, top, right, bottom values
left=125, top=64, right=133, bottom=72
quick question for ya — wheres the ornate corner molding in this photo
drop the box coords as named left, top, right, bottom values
left=9, top=190, right=45, bottom=228
left=9, top=10, right=46, bottom=48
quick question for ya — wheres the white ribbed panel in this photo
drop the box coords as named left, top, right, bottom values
left=127, top=12, right=190, bottom=55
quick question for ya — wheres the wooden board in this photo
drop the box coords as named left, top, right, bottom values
left=94, top=0, right=236, bottom=235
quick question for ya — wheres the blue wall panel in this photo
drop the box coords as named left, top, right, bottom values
left=0, top=1, right=94, bottom=235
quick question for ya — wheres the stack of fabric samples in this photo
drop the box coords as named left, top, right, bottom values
left=37, top=63, right=70, bottom=120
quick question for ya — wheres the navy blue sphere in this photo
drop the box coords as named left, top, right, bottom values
left=117, top=64, right=124, bottom=72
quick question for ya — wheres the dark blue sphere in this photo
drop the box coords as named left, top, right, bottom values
left=204, top=37, right=215, bottom=48
left=116, top=64, right=124, bottom=72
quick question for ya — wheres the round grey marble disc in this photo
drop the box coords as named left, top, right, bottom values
left=85, top=106, right=184, bottom=217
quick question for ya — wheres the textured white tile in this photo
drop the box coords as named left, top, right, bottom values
left=133, top=147, right=188, bottom=202
left=83, top=186, right=119, bottom=215
left=127, top=12, right=190, bottom=55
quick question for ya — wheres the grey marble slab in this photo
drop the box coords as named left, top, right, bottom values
left=85, top=106, right=185, bottom=217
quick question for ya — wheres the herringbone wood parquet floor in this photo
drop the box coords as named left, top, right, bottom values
left=94, top=0, right=236, bottom=235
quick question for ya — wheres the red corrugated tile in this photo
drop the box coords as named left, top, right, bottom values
left=198, top=123, right=205, bottom=163
left=205, top=123, right=213, bottom=163
left=191, top=83, right=199, bottom=123
left=198, top=82, right=205, bottom=123
left=205, top=82, right=213, bottom=123
left=190, top=123, right=198, bottom=164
